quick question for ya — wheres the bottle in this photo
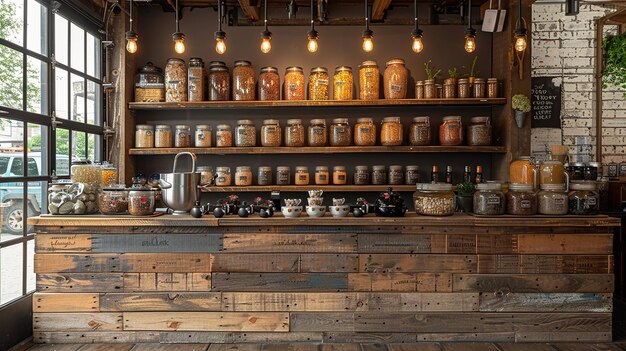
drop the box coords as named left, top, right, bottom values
left=463, top=166, right=472, bottom=183
left=431, top=165, right=439, bottom=183
left=445, top=166, right=453, bottom=184
left=475, top=165, right=484, bottom=184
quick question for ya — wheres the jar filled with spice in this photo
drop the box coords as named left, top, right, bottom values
left=510, top=156, right=536, bottom=186
left=135, top=124, right=154, bottom=148
left=381, top=117, right=403, bottom=146
left=308, top=119, right=327, bottom=147
left=258, top=166, right=273, bottom=185
left=235, top=120, right=256, bottom=147
left=439, top=116, right=463, bottom=146
left=261, top=119, right=281, bottom=147
left=135, top=62, right=165, bottom=102
left=315, top=166, right=329, bottom=185
left=568, top=181, right=598, bottom=215
left=538, top=183, right=568, bottom=215
left=284, top=66, right=305, bottom=100
left=415, top=81, right=424, bottom=99
left=359, top=60, right=379, bottom=100
left=195, top=124, right=212, bottom=148
left=187, top=57, right=205, bottom=102
left=487, top=78, right=498, bottom=98
left=154, top=124, right=172, bottom=148
left=354, top=165, right=370, bottom=185
left=99, top=186, right=128, bottom=215
left=174, top=125, right=192, bottom=148
left=208, top=63, right=230, bottom=101
left=197, top=166, right=214, bottom=186
left=216, top=124, right=233, bottom=147
left=165, top=58, right=187, bottom=102
left=235, top=166, right=253, bottom=186
left=330, top=118, right=352, bottom=146
left=467, top=116, right=492, bottom=146
left=308, top=67, right=329, bottom=100
left=295, top=166, right=310, bottom=185
left=333, top=66, right=353, bottom=100
left=443, top=81, right=456, bottom=99
left=389, top=165, right=404, bottom=185
left=372, top=165, right=387, bottom=185
left=539, top=159, right=568, bottom=185
left=506, top=183, right=537, bottom=215
left=101, top=163, right=118, bottom=187
left=473, top=182, right=505, bottom=215
left=409, top=117, right=431, bottom=146
left=215, top=166, right=232, bottom=186
left=333, top=166, right=347, bottom=185
left=413, top=183, right=456, bottom=216
left=232, top=60, right=255, bottom=101
left=285, top=119, right=305, bottom=147
left=458, top=78, right=470, bottom=98
left=383, top=59, right=408, bottom=99
left=354, top=117, right=376, bottom=146
left=405, top=165, right=420, bottom=185
left=276, top=166, right=291, bottom=185
left=568, top=162, right=585, bottom=181
left=473, top=78, right=486, bottom=98
left=259, top=67, right=280, bottom=101
left=424, top=79, right=436, bottom=99
left=128, top=188, right=155, bottom=216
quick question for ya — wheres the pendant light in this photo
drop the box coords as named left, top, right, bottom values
left=260, top=0, right=272, bottom=53
left=125, top=0, right=138, bottom=53
left=362, top=0, right=373, bottom=52
left=307, top=0, right=319, bottom=53
left=411, top=0, right=423, bottom=53
left=514, top=0, right=527, bottom=52
left=172, top=0, right=185, bottom=54
left=464, top=0, right=476, bottom=53
left=215, top=0, right=227, bottom=55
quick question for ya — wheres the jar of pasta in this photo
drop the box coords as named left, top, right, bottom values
left=333, top=166, right=347, bottom=185
left=372, top=165, right=387, bottom=185
left=135, top=124, right=154, bottom=148
left=285, top=119, right=305, bottom=147
left=195, top=124, right=212, bottom=147
left=308, top=67, right=329, bottom=100
left=284, top=66, right=305, bottom=100
left=259, top=67, right=280, bottom=101
left=333, top=66, right=353, bottom=100
left=354, top=165, right=370, bottom=185
left=154, top=124, right=172, bottom=148
left=276, top=166, right=291, bottom=185
left=383, top=59, right=408, bottom=99
left=381, top=117, right=403, bottom=146
left=261, top=119, right=281, bottom=147
left=308, top=119, right=327, bottom=147
left=208, top=63, right=230, bottom=101
left=235, top=166, right=253, bottom=186
left=165, top=58, right=187, bottom=102
left=216, top=124, right=233, bottom=147
left=359, top=60, right=379, bottom=100
left=101, top=163, right=118, bottom=187
left=409, top=117, right=430, bottom=146
left=354, top=117, right=376, bottom=146
left=258, top=166, right=273, bottom=185
left=187, top=57, right=205, bottom=102
left=467, top=116, right=492, bottom=146
left=215, top=166, right=232, bottom=186
left=235, top=120, right=256, bottom=147
left=175, top=125, right=192, bottom=148
left=315, top=166, right=329, bottom=185
left=330, top=118, right=351, bottom=146
left=232, top=60, right=255, bottom=101
left=295, top=166, right=310, bottom=185
left=439, top=116, right=463, bottom=146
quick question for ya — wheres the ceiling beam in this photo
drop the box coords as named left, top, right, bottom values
left=238, top=0, right=260, bottom=20
left=372, top=0, right=392, bottom=21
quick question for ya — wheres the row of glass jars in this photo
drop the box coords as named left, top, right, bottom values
left=416, top=78, right=499, bottom=99
left=509, top=156, right=597, bottom=190
left=98, top=186, right=158, bottom=216
left=70, top=161, right=118, bottom=188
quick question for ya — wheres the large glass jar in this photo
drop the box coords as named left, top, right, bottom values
left=195, top=124, right=212, bottom=148
left=259, top=67, right=280, bottom=101
left=315, top=166, right=329, bottom=185
left=261, top=119, right=281, bottom=147
left=330, top=118, right=352, bottom=146
left=258, top=166, right=273, bottom=185
left=539, top=159, right=569, bottom=185
left=215, top=166, right=232, bottom=186
left=308, top=67, right=330, bottom=100
left=359, top=60, right=379, bottom=100
left=135, top=62, right=165, bottom=102
left=381, top=116, right=403, bottom=146
left=439, top=116, right=463, bottom=146
left=165, top=58, right=187, bottom=102
left=101, top=163, right=118, bottom=187
left=216, top=124, right=233, bottom=147
left=135, top=124, right=154, bottom=148
left=276, top=166, right=291, bottom=185
left=208, top=63, right=230, bottom=101
left=389, top=165, right=404, bottom=185
left=174, top=125, right=192, bottom=148
left=48, top=181, right=98, bottom=215
left=308, top=119, right=327, bottom=147
left=354, top=165, right=370, bottom=185
left=473, top=182, right=505, bottom=215
left=295, top=166, right=310, bottom=185
left=568, top=162, right=585, bottom=181
left=371, top=165, right=387, bottom=185
left=409, top=117, right=431, bottom=146
left=509, top=156, right=536, bottom=186
left=197, top=166, right=214, bottom=186
left=506, top=183, right=537, bottom=215
left=71, top=161, right=101, bottom=188
left=354, top=117, right=376, bottom=146
left=538, top=184, right=568, bottom=215
left=235, top=166, right=253, bottom=186
left=413, top=183, right=456, bottom=216
left=333, top=166, right=347, bottom=185
left=405, top=165, right=420, bottom=185
left=284, top=66, right=305, bottom=100
left=467, top=116, right=492, bottom=146
left=333, top=66, right=353, bottom=100
left=235, top=119, right=256, bottom=147
left=285, top=119, right=305, bottom=147
left=99, top=186, right=128, bottom=215
left=383, top=59, right=408, bottom=99
left=154, top=124, right=172, bottom=148
left=232, top=60, right=255, bottom=101
left=187, top=57, right=205, bottom=102
left=568, top=181, right=599, bottom=215
left=128, top=188, right=156, bottom=216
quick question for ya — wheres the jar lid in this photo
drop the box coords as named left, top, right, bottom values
left=476, top=182, right=502, bottom=191
left=136, top=124, right=154, bottom=130
left=189, top=57, right=204, bottom=65
left=458, top=78, right=469, bottom=83
left=261, top=66, right=278, bottom=73
left=355, top=165, right=369, bottom=171
left=508, top=183, right=534, bottom=192
left=196, top=166, right=213, bottom=171
left=487, top=78, right=498, bottom=82
left=234, top=60, right=252, bottom=66
left=175, top=124, right=191, bottom=130
left=422, top=183, right=453, bottom=191
left=209, top=65, right=228, bottom=72
left=138, top=62, right=163, bottom=75
left=287, top=119, right=302, bottom=125
left=237, top=119, right=254, bottom=125
left=155, top=124, right=171, bottom=129
left=372, top=165, right=386, bottom=171
left=540, top=183, right=566, bottom=191
left=542, top=159, right=563, bottom=165
left=277, top=166, right=290, bottom=171
left=209, top=61, right=226, bottom=67
left=406, top=165, right=419, bottom=171
left=129, top=187, right=154, bottom=193
left=259, top=166, right=272, bottom=171
left=357, top=117, right=373, bottom=123
left=333, top=166, right=346, bottom=171
left=332, top=118, right=349, bottom=124
left=295, top=166, right=309, bottom=172
left=588, top=162, right=601, bottom=168
left=236, top=166, right=251, bottom=172
left=570, top=181, right=597, bottom=191
left=196, top=124, right=211, bottom=130
left=415, top=81, right=424, bottom=86
left=216, top=166, right=231, bottom=172
left=474, top=78, right=485, bottom=83
left=383, top=116, right=401, bottom=123
left=470, top=116, right=490, bottom=123
left=216, top=124, right=232, bottom=130
left=442, top=116, right=462, bottom=122
left=360, top=60, right=378, bottom=67
left=335, top=66, right=352, bottom=72
left=315, top=166, right=329, bottom=171
left=571, top=162, right=585, bottom=167
left=389, top=165, right=403, bottom=171
left=167, top=58, right=184, bottom=63
left=310, top=119, right=326, bottom=125
left=413, top=116, right=430, bottom=123
left=386, top=58, right=405, bottom=66
left=263, top=119, right=280, bottom=125
left=311, top=67, right=328, bottom=73
left=286, top=66, right=303, bottom=72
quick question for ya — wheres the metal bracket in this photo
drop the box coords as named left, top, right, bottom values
left=51, top=112, right=63, bottom=131
left=102, top=40, right=115, bottom=48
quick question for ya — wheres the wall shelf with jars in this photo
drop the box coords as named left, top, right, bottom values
left=200, top=185, right=416, bottom=193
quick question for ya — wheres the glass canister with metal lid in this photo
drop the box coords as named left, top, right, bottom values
left=467, top=116, right=492, bottom=146
left=71, top=160, right=101, bottom=188
left=187, top=57, right=205, bottom=102
left=174, top=124, right=192, bottom=148
left=135, top=124, right=154, bottom=148
left=154, top=124, right=172, bottom=148
left=259, top=66, right=280, bottom=101
left=354, top=117, right=376, bottom=146
left=197, top=166, right=214, bottom=187
left=285, top=119, right=305, bottom=147
left=165, top=58, right=187, bottom=102
left=333, top=66, right=353, bottom=100
left=284, top=66, right=305, bottom=100
left=232, top=60, right=255, bottom=101
left=128, top=187, right=156, bottom=216
left=568, top=181, right=599, bottom=215
left=195, top=124, right=212, bottom=148
left=235, top=119, right=256, bottom=147
left=473, top=182, right=505, bottom=215
left=509, top=156, right=536, bottom=186
left=381, top=116, right=403, bottom=146
left=330, top=118, right=352, bottom=146
left=359, top=60, right=379, bottom=100
left=383, top=58, right=408, bottom=99
left=413, top=183, right=456, bottom=216
left=208, top=62, right=230, bottom=101
left=261, top=119, right=281, bottom=147
left=308, top=67, right=330, bottom=100
left=538, top=183, right=569, bottom=215
left=409, top=117, right=431, bottom=146
left=439, top=116, right=463, bottom=146
left=135, top=62, right=165, bottom=102
left=308, top=119, right=327, bottom=147
left=506, top=183, right=537, bottom=215
left=99, top=185, right=129, bottom=215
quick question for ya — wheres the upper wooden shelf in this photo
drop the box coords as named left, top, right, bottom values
left=200, top=185, right=416, bottom=193
left=128, top=98, right=507, bottom=110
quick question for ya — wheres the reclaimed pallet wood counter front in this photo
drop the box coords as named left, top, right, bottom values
left=29, top=214, right=620, bottom=344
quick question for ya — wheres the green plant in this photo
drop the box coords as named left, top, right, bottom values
left=512, top=94, right=531, bottom=112
left=424, top=60, right=442, bottom=80
left=448, top=67, right=460, bottom=79
left=602, top=33, right=626, bottom=97
left=468, top=56, right=479, bottom=78
left=456, top=181, right=476, bottom=196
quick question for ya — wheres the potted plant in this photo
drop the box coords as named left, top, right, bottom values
left=467, top=56, right=479, bottom=85
left=512, top=94, right=531, bottom=128
left=424, top=60, right=442, bottom=98
left=445, top=68, right=460, bottom=85
left=444, top=68, right=460, bottom=98
left=456, top=181, right=476, bottom=213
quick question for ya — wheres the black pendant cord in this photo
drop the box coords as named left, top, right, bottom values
left=175, top=0, right=179, bottom=32
left=264, top=0, right=268, bottom=32
left=310, top=0, right=315, bottom=32
left=467, top=0, right=472, bottom=30
left=413, top=0, right=418, bottom=32
left=218, top=0, right=222, bottom=32
left=364, top=0, right=370, bottom=32
left=129, top=0, right=133, bottom=31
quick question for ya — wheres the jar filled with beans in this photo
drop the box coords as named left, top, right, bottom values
left=473, top=78, right=486, bottom=98
left=538, top=183, right=568, bottom=215
left=458, top=78, right=470, bottom=98
left=208, top=63, right=230, bottom=101
left=216, top=124, right=233, bottom=147
left=413, top=183, right=456, bottom=216
left=405, top=165, right=420, bottom=185
left=165, top=58, right=187, bottom=102
left=467, top=116, right=492, bottom=146
left=424, top=79, right=436, bottom=99
left=295, top=166, right=310, bottom=185
left=233, top=60, right=255, bottom=101
left=330, top=118, right=352, bottom=146
left=354, top=165, right=370, bottom=185
left=187, top=57, right=205, bottom=102
left=506, top=183, right=537, bottom=215
left=354, top=117, right=376, bottom=146
left=389, top=165, right=404, bottom=185
left=439, top=116, right=463, bottom=146
left=235, top=120, right=256, bottom=147
left=276, top=166, right=291, bottom=185
left=261, top=119, right=282, bottom=147
left=195, top=124, right=212, bottom=147
left=372, top=165, right=387, bottom=185
left=259, top=67, right=280, bottom=101
left=308, top=67, right=330, bottom=100
left=359, top=60, right=379, bottom=100
left=409, top=117, right=431, bottom=146
left=215, top=166, right=232, bottom=186
left=415, top=81, right=424, bottom=99
left=315, top=166, right=329, bottom=185
left=308, top=119, right=327, bottom=147
left=381, top=117, right=403, bottom=146
left=333, top=166, right=347, bottom=185
left=383, top=59, right=408, bottom=99
left=258, top=166, right=273, bottom=185
left=235, top=166, right=253, bottom=186
left=473, top=182, right=505, bottom=215
left=155, top=125, right=172, bottom=148
left=135, top=124, right=154, bottom=148
left=333, top=66, right=353, bottom=100
left=284, top=66, right=305, bottom=100
left=285, top=119, right=305, bottom=147
left=175, top=125, right=192, bottom=147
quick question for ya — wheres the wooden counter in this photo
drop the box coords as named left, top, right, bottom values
left=30, top=214, right=620, bottom=344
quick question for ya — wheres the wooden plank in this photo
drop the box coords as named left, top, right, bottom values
left=100, top=292, right=222, bottom=311
left=417, top=333, right=515, bottom=342
left=35, top=254, right=121, bottom=273
left=201, top=185, right=417, bottom=193
left=158, top=273, right=189, bottom=291
left=33, top=313, right=123, bottom=332
left=76, top=344, right=135, bottom=351
left=348, top=273, right=418, bottom=291
left=190, top=273, right=212, bottom=291
left=237, top=0, right=259, bottom=20
left=33, top=292, right=99, bottom=312
left=208, top=345, right=261, bottom=351
left=212, top=273, right=348, bottom=291
left=130, top=345, right=209, bottom=351
left=445, top=234, right=478, bottom=253
left=324, top=333, right=417, bottom=343
left=290, top=312, right=354, bottom=332
left=263, top=345, right=319, bottom=351
left=550, top=343, right=622, bottom=350
left=91, top=233, right=222, bottom=253
left=26, top=345, right=83, bottom=351
left=360, top=254, right=477, bottom=273
left=120, top=253, right=212, bottom=272
left=452, top=274, right=614, bottom=293
left=229, top=331, right=323, bottom=343
left=223, top=233, right=357, bottom=253
left=357, top=234, right=433, bottom=253
left=123, top=312, right=289, bottom=332
left=210, top=253, right=299, bottom=272
left=319, top=345, right=361, bottom=351
left=36, top=233, right=93, bottom=252
left=159, top=332, right=232, bottom=343
left=440, top=343, right=499, bottom=351
left=123, top=273, right=211, bottom=292
left=33, top=331, right=159, bottom=343
left=479, top=292, right=612, bottom=312
left=476, top=234, right=518, bottom=254
left=387, top=344, right=442, bottom=351
left=360, top=344, right=388, bottom=351
left=495, top=344, right=557, bottom=351
left=517, top=234, right=613, bottom=254
left=300, top=254, right=359, bottom=272
left=476, top=255, right=613, bottom=274
left=37, top=273, right=124, bottom=292
left=516, top=332, right=612, bottom=342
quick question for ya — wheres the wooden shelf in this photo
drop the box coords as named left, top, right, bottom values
left=130, top=145, right=506, bottom=155
left=200, top=185, right=416, bottom=193
left=128, top=98, right=507, bottom=110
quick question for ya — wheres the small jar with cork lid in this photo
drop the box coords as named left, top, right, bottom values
left=333, top=166, right=347, bottom=185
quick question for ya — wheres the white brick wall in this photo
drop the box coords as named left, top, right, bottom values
left=531, top=2, right=624, bottom=164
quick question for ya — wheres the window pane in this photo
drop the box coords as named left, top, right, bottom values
left=87, top=133, right=99, bottom=163
left=27, top=238, right=35, bottom=293
left=1, top=244, right=24, bottom=304
left=70, top=74, right=85, bottom=122
left=86, top=33, right=98, bottom=78
left=54, top=14, right=68, bottom=65
left=0, top=0, right=24, bottom=47
left=72, top=130, right=86, bottom=160
left=0, top=117, right=25, bottom=175
left=70, top=23, right=84, bottom=73
left=0, top=44, right=24, bottom=110
left=86, top=80, right=97, bottom=125
left=54, top=67, right=68, bottom=119
left=27, top=123, right=46, bottom=176
left=55, top=128, right=69, bottom=176
left=26, top=0, right=47, bottom=55
left=0, top=185, right=24, bottom=241
left=26, top=56, right=47, bottom=114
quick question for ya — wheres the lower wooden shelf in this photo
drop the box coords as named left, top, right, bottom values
left=200, top=185, right=416, bottom=192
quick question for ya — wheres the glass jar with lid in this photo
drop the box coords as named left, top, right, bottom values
left=174, top=125, right=192, bottom=148
left=216, top=124, right=233, bottom=147
left=473, top=182, right=505, bottom=215
left=71, top=160, right=101, bottom=187
left=506, top=183, right=537, bottom=215
left=487, top=78, right=498, bottom=98
left=285, top=119, right=305, bottom=147
left=135, top=62, right=165, bottom=102
left=439, top=116, right=463, bottom=146
left=389, top=165, right=404, bottom=185
left=405, top=165, right=420, bottom=185
left=48, top=180, right=98, bottom=215
left=215, top=166, right=232, bottom=186
left=568, top=162, right=585, bottom=181
left=295, top=166, right=310, bottom=185
left=258, top=166, right=273, bottom=185
left=261, top=119, right=281, bottom=147
left=354, top=117, right=376, bottom=146
left=308, top=119, right=327, bottom=147
left=235, top=166, right=253, bottom=186
left=315, top=166, right=329, bottom=185
left=538, top=183, right=568, bottom=215
left=330, top=118, right=352, bottom=146
left=305, top=67, right=329, bottom=101
left=284, top=67, right=305, bottom=100
left=259, top=67, right=280, bottom=101
left=415, top=81, right=424, bottom=99
left=510, top=156, right=536, bottom=186
left=99, top=186, right=128, bottom=215
left=333, top=166, right=347, bottom=185
left=539, top=159, right=569, bottom=186
left=473, top=78, right=486, bottom=98
left=568, top=181, right=599, bottom=215
left=371, top=165, right=387, bottom=185
left=276, top=166, right=291, bottom=185
left=232, top=60, right=255, bottom=101
left=354, top=165, right=370, bottom=185
left=135, top=124, right=154, bottom=148
left=188, top=57, right=205, bottom=102
left=467, top=116, right=492, bottom=146
left=208, top=63, right=230, bottom=101
left=195, top=124, right=212, bottom=147
left=165, top=58, right=187, bottom=102
left=458, top=78, right=470, bottom=98
left=155, top=124, right=172, bottom=148
left=333, top=66, right=353, bottom=100
left=381, top=117, right=403, bottom=146
left=197, top=166, right=214, bottom=186
left=359, top=60, right=379, bottom=100
left=235, top=119, right=256, bottom=147
left=383, top=59, right=408, bottom=99
left=101, top=163, right=118, bottom=187
left=424, top=79, right=436, bottom=99
left=128, top=188, right=156, bottom=216
left=409, top=117, right=431, bottom=146
left=413, top=183, right=456, bottom=216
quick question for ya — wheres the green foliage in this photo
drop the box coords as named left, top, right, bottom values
left=602, top=33, right=626, bottom=97
left=512, top=94, right=531, bottom=112
left=456, top=181, right=476, bottom=196
left=448, top=67, right=459, bottom=79
left=468, top=56, right=479, bottom=78
left=424, top=60, right=442, bottom=80
left=29, top=130, right=94, bottom=159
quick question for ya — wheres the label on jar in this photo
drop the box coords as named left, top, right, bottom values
left=336, top=81, right=345, bottom=87
left=278, top=173, right=289, bottom=182
left=238, top=175, right=249, bottom=182
left=555, top=198, right=565, bottom=205
left=298, top=175, right=307, bottom=180
left=359, top=126, right=371, bottom=133
left=318, top=174, right=327, bottom=181
left=238, top=129, right=248, bottom=135
left=217, top=176, right=226, bottom=183
left=336, top=126, right=347, bottom=133
left=391, top=84, right=402, bottom=92
left=189, top=84, right=197, bottom=92
left=168, top=80, right=181, bottom=85
left=177, top=132, right=187, bottom=138
left=337, top=175, right=345, bottom=181
left=144, top=131, right=152, bottom=136
left=265, top=126, right=277, bottom=132
left=288, top=83, right=298, bottom=91
left=448, top=124, right=459, bottom=130
left=355, top=173, right=368, bottom=182
left=587, top=197, right=597, bottom=205
left=487, top=195, right=501, bottom=204
left=364, top=71, right=375, bottom=77
left=197, top=133, right=206, bottom=141
left=317, top=79, right=329, bottom=86
left=313, top=128, right=324, bottom=135
left=521, top=200, right=531, bottom=209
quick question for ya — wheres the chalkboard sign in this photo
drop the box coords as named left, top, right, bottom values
left=531, top=76, right=562, bottom=128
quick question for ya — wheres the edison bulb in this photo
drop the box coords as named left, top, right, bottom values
left=174, top=38, right=185, bottom=54
left=362, top=36, right=373, bottom=52
left=411, top=36, right=423, bottom=53
left=464, top=36, right=476, bottom=53
left=261, top=37, right=271, bottom=53
left=307, top=37, right=318, bottom=53
left=515, top=36, right=527, bottom=52
left=126, top=37, right=138, bottom=54
left=215, top=37, right=226, bottom=55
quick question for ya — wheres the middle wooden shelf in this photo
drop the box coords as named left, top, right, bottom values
left=200, top=185, right=417, bottom=192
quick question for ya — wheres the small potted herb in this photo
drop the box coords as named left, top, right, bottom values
left=512, top=94, right=531, bottom=128
left=424, top=60, right=442, bottom=98
left=456, top=181, right=476, bottom=213
left=444, top=68, right=460, bottom=98
left=467, top=56, right=479, bottom=85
